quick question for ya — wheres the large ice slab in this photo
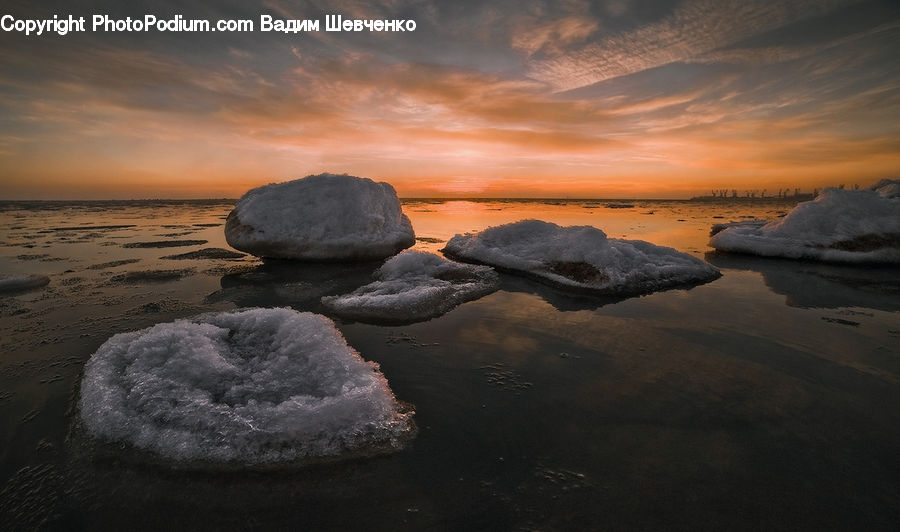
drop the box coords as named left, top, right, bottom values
left=709, top=182, right=900, bottom=263
left=0, top=273, right=50, bottom=293
left=321, top=251, right=498, bottom=323
left=443, top=220, right=720, bottom=295
left=79, top=308, right=414, bottom=464
left=225, top=173, right=415, bottom=260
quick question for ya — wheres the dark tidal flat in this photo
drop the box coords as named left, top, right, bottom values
left=1, top=199, right=898, bottom=531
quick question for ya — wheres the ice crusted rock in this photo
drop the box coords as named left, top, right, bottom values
left=0, top=274, right=50, bottom=293
left=79, top=308, right=414, bottom=464
left=321, top=251, right=498, bottom=323
left=709, top=185, right=900, bottom=263
left=443, top=220, right=720, bottom=295
left=225, top=174, right=415, bottom=260
left=872, top=178, right=900, bottom=199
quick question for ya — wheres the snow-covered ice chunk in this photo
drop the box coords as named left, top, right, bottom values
left=321, top=251, right=498, bottom=323
left=872, top=178, right=900, bottom=199
left=79, top=308, right=414, bottom=464
left=225, top=174, right=415, bottom=260
left=709, top=185, right=900, bottom=263
left=0, top=274, right=50, bottom=293
left=710, top=220, right=767, bottom=236
left=443, top=220, right=720, bottom=295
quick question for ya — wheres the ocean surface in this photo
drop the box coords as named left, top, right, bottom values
left=1, top=198, right=898, bottom=530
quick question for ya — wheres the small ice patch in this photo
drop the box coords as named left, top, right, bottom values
left=709, top=184, right=900, bottom=263
left=78, top=308, right=414, bottom=464
left=322, top=251, right=498, bottom=323
left=443, top=220, right=720, bottom=295
left=225, top=173, right=415, bottom=260
left=108, top=269, right=194, bottom=283
left=0, top=274, right=50, bottom=293
left=161, top=248, right=245, bottom=260
left=86, top=259, right=141, bottom=270
left=123, top=240, right=207, bottom=248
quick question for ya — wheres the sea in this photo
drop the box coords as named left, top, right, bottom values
left=1, top=198, right=898, bottom=530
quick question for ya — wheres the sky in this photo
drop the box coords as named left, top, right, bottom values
left=1, top=0, right=899, bottom=199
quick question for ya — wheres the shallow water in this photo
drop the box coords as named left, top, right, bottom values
left=1, top=199, right=898, bottom=530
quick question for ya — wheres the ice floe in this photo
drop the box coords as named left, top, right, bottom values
left=443, top=220, right=720, bottom=295
left=79, top=308, right=414, bottom=464
left=108, top=269, right=194, bottom=283
left=225, top=174, right=415, bottom=260
left=0, top=273, right=50, bottom=293
left=123, top=240, right=207, bottom=248
left=709, top=182, right=900, bottom=263
left=321, top=251, right=498, bottom=323
left=86, top=259, right=141, bottom=270
left=161, top=248, right=245, bottom=260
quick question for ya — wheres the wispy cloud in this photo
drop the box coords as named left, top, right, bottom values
left=687, top=19, right=900, bottom=66
left=527, top=0, right=857, bottom=91
left=511, top=16, right=599, bottom=57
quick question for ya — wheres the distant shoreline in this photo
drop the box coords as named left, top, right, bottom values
left=688, top=194, right=815, bottom=202
left=0, top=196, right=819, bottom=205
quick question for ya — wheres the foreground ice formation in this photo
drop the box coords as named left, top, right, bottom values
left=79, top=308, right=414, bottom=464
left=321, top=251, right=498, bottom=322
left=0, top=274, right=50, bottom=293
left=709, top=181, right=900, bottom=263
left=443, top=220, right=720, bottom=295
left=225, top=173, right=415, bottom=260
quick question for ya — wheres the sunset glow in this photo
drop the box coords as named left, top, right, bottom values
left=2, top=1, right=899, bottom=199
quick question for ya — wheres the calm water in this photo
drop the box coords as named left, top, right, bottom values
left=1, top=199, right=898, bottom=531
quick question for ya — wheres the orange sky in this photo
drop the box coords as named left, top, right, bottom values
left=1, top=1, right=899, bottom=199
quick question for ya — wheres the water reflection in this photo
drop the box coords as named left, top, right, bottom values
left=496, top=275, right=627, bottom=311
left=487, top=269, right=720, bottom=312
left=205, top=259, right=379, bottom=313
left=707, top=252, right=900, bottom=311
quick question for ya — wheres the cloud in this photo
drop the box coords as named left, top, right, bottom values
left=687, top=19, right=900, bottom=66
left=511, top=16, right=599, bottom=57
left=282, top=54, right=611, bottom=129
left=527, top=0, right=857, bottom=91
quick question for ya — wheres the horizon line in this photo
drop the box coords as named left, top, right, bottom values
left=0, top=195, right=818, bottom=203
